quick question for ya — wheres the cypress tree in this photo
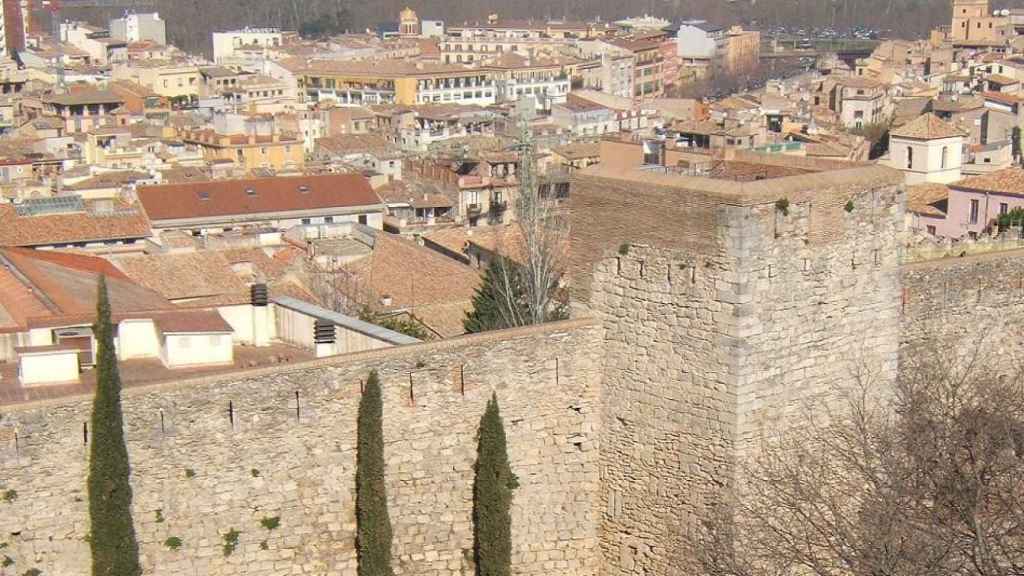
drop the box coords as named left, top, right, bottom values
left=88, top=275, right=141, bottom=576
left=473, top=394, right=518, bottom=576
left=356, top=370, right=393, bottom=576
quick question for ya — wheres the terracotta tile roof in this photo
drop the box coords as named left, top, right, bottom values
left=981, top=91, right=1023, bottom=106
left=953, top=167, right=1024, bottom=196
left=316, top=134, right=391, bottom=156
left=0, top=247, right=174, bottom=330
left=553, top=141, right=601, bottom=161
left=137, top=174, right=382, bottom=222
left=987, top=74, right=1018, bottom=84
left=113, top=252, right=250, bottom=305
left=889, top=113, right=966, bottom=140
left=423, top=227, right=471, bottom=255
left=906, top=183, right=949, bottom=217
left=344, top=231, right=480, bottom=337
left=43, top=90, right=124, bottom=106
left=113, top=248, right=298, bottom=306
left=64, top=170, right=151, bottom=191
left=152, top=310, right=233, bottom=333
left=0, top=201, right=153, bottom=247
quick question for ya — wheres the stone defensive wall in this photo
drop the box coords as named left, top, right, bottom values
left=0, top=319, right=604, bottom=576
left=901, top=247, right=1024, bottom=355
left=571, top=163, right=906, bottom=576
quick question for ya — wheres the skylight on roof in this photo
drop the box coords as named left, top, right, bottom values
left=298, top=185, right=310, bottom=193
left=198, top=191, right=210, bottom=200
left=246, top=187, right=257, bottom=196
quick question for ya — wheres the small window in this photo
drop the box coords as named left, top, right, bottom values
left=927, top=225, right=936, bottom=235
left=1001, top=203, right=1009, bottom=215
left=301, top=218, right=311, bottom=225
left=324, top=216, right=334, bottom=223
left=358, top=215, right=368, bottom=225
left=970, top=198, right=980, bottom=225
left=906, top=146, right=914, bottom=169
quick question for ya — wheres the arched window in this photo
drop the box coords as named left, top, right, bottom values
left=907, top=146, right=914, bottom=169
left=941, top=146, right=949, bottom=169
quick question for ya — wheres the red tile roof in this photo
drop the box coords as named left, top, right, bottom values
left=0, top=202, right=153, bottom=247
left=889, top=113, right=967, bottom=140
left=136, top=174, right=382, bottom=222
left=0, top=248, right=175, bottom=331
left=152, top=310, right=233, bottom=334
left=953, top=167, right=1024, bottom=196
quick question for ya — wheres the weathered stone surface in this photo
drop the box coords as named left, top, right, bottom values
left=585, top=176, right=905, bottom=576
left=0, top=321, right=604, bottom=576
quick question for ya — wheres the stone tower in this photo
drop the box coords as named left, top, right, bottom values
left=951, top=0, right=1004, bottom=43
left=569, top=141, right=906, bottom=576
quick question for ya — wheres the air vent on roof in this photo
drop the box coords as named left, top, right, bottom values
left=198, top=191, right=210, bottom=200
left=298, top=185, right=310, bottom=193
left=246, top=187, right=257, bottom=196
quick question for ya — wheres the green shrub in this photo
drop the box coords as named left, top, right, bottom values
left=222, top=529, right=240, bottom=557
left=164, top=537, right=182, bottom=551
left=997, top=207, right=1024, bottom=231
left=259, top=540, right=269, bottom=551
left=184, top=468, right=195, bottom=479
left=2, top=555, right=13, bottom=567
left=2, top=490, right=16, bottom=503
left=618, top=243, right=630, bottom=256
left=845, top=200, right=855, bottom=213
left=775, top=198, right=790, bottom=216
left=154, top=509, right=164, bottom=523
left=250, top=469, right=260, bottom=478
left=260, top=516, right=280, bottom=531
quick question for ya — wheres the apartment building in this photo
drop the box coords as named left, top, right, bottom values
left=212, top=28, right=283, bottom=63
left=180, top=113, right=303, bottom=171
left=293, top=59, right=498, bottom=106
left=109, top=12, right=166, bottom=45
left=490, top=53, right=572, bottom=109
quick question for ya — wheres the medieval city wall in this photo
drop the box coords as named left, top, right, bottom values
left=0, top=319, right=604, bottom=576
left=901, top=248, right=1024, bottom=357
left=576, top=166, right=906, bottom=576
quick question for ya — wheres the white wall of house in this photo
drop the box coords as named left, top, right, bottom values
left=890, top=135, right=964, bottom=184
left=19, top=350, right=79, bottom=386
left=161, top=332, right=234, bottom=368
left=28, top=328, right=54, bottom=347
left=117, top=319, right=161, bottom=360
left=218, top=304, right=256, bottom=344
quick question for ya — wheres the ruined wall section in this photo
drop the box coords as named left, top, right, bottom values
left=0, top=321, right=604, bottom=576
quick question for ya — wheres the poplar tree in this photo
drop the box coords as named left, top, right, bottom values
left=88, top=275, right=141, bottom=576
left=356, top=370, right=393, bottom=576
left=473, top=394, right=518, bottom=576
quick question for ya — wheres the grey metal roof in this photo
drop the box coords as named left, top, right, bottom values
left=272, top=296, right=420, bottom=345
